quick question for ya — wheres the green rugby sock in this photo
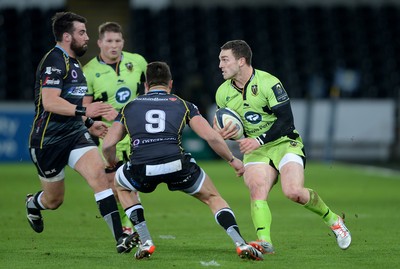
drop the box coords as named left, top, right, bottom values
left=118, top=202, right=134, bottom=229
left=304, top=188, right=338, bottom=226
left=251, top=200, right=272, bottom=243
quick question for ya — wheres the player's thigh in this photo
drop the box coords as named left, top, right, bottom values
left=244, top=163, right=277, bottom=199
left=74, top=148, right=109, bottom=192
left=280, top=161, right=305, bottom=193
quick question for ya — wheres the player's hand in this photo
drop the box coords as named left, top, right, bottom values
left=86, top=101, right=114, bottom=118
left=238, top=138, right=260, bottom=154
left=102, top=107, right=119, bottom=121
left=212, top=117, right=221, bottom=132
left=228, top=157, right=245, bottom=177
left=89, top=121, right=108, bottom=138
left=214, top=119, right=239, bottom=140
left=105, top=160, right=123, bottom=173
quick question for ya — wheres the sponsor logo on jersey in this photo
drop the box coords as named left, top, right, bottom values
left=132, top=137, right=177, bottom=148
left=74, top=63, right=80, bottom=68
left=133, top=139, right=140, bottom=148
left=244, top=111, right=262, bottom=124
left=44, top=66, right=62, bottom=75
left=44, top=168, right=57, bottom=175
left=68, top=86, right=87, bottom=96
left=95, top=70, right=111, bottom=78
left=43, top=77, right=61, bottom=86
left=71, top=70, right=78, bottom=79
left=116, top=87, right=131, bottom=103
left=271, top=83, right=289, bottom=102
left=225, top=92, right=240, bottom=102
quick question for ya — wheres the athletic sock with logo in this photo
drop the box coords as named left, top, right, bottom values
left=251, top=200, right=272, bottom=243
left=304, top=188, right=339, bottom=226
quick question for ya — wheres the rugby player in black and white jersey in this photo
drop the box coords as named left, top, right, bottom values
left=102, top=61, right=264, bottom=261
left=26, top=12, right=138, bottom=253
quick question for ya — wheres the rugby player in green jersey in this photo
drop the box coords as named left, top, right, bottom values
left=214, top=40, right=351, bottom=253
left=83, top=22, right=147, bottom=234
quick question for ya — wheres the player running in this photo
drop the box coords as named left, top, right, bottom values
left=214, top=40, right=351, bottom=253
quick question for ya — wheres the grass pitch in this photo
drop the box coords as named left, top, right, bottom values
left=0, top=161, right=399, bottom=269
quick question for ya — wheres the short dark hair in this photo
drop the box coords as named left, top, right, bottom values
left=146, top=62, right=172, bottom=88
left=98, top=22, right=123, bottom=39
left=221, top=40, right=252, bottom=65
left=52, top=12, right=87, bottom=42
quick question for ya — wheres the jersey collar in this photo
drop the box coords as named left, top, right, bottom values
left=55, top=45, right=70, bottom=59
left=97, top=52, right=124, bottom=65
left=147, top=89, right=168, bottom=95
left=230, top=68, right=256, bottom=96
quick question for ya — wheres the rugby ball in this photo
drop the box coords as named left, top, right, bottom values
left=214, top=108, right=244, bottom=140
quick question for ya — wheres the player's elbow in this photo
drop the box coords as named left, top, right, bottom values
left=42, top=102, right=53, bottom=113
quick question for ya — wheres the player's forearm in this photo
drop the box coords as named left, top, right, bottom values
left=207, top=135, right=235, bottom=162
left=43, top=96, right=80, bottom=116
left=82, top=95, right=93, bottom=106
left=102, top=145, right=118, bottom=167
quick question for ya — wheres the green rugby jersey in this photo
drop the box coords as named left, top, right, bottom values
left=215, top=69, right=291, bottom=139
left=83, top=51, right=147, bottom=125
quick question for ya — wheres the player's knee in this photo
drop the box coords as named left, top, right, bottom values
left=247, top=181, right=269, bottom=200
left=282, top=186, right=303, bottom=203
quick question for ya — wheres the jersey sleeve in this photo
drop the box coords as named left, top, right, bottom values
left=264, top=78, right=290, bottom=108
left=115, top=112, right=123, bottom=123
left=135, top=54, right=148, bottom=83
left=215, top=82, right=229, bottom=108
left=82, top=61, right=94, bottom=96
left=117, top=101, right=131, bottom=125
left=185, top=100, right=202, bottom=122
left=40, top=53, right=66, bottom=90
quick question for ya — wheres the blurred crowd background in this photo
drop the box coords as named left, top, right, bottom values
left=0, top=0, right=399, bottom=164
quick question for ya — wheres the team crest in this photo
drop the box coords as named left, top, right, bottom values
left=251, top=85, right=258, bottom=96
left=289, top=141, right=298, bottom=147
left=125, top=62, right=133, bottom=71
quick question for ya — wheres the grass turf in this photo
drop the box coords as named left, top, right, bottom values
left=0, top=161, right=399, bottom=269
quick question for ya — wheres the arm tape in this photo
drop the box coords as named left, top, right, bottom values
left=75, top=106, right=86, bottom=116
left=85, top=117, right=94, bottom=128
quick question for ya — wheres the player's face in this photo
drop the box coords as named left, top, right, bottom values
left=98, top=31, right=124, bottom=63
left=219, top=49, right=240, bottom=80
left=70, top=21, right=89, bottom=57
